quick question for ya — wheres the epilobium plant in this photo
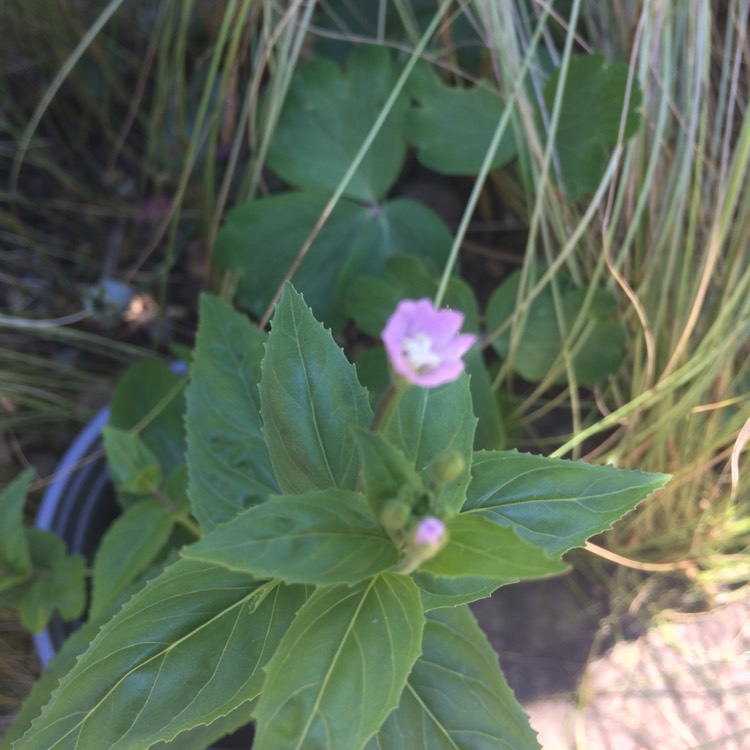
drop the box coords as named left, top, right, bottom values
left=2, top=286, right=668, bottom=749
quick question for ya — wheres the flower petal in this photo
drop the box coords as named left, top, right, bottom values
left=382, top=298, right=477, bottom=388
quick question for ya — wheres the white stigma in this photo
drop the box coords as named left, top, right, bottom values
left=402, top=332, right=440, bottom=372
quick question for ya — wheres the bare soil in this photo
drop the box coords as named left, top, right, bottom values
left=473, top=578, right=750, bottom=750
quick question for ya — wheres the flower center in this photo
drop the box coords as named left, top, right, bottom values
left=402, top=332, right=441, bottom=373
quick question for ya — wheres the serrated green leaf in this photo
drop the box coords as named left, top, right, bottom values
left=2, top=562, right=177, bottom=750
left=260, top=286, right=372, bottom=494
left=354, top=428, right=425, bottom=519
left=354, top=345, right=391, bottom=407
left=254, top=573, right=424, bottom=750
left=215, top=193, right=452, bottom=331
left=383, top=376, right=476, bottom=515
left=421, top=514, right=566, bottom=581
left=149, top=704, right=255, bottom=750
left=102, top=427, right=162, bottom=495
left=543, top=54, right=642, bottom=200
left=464, top=346, right=506, bottom=451
left=462, top=449, right=670, bottom=556
left=109, top=360, right=186, bottom=476
left=15, top=559, right=307, bottom=750
left=486, top=270, right=626, bottom=386
left=89, top=500, right=174, bottom=618
left=0, top=467, right=34, bottom=577
left=185, top=294, right=279, bottom=531
left=407, top=61, right=517, bottom=175
left=412, top=570, right=500, bottom=610
left=183, top=489, right=398, bottom=585
left=366, top=605, right=539, bottom=749
left=0, top=530, right=86, bottom=633
left=163, top=463, right=190, bottom=513
left=266, top=46, right=407, bottom=201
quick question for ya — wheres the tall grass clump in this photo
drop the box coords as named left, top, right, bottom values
left=469, top=0, right=749, bottom=589
left=0, top=1, right=314, bottom=462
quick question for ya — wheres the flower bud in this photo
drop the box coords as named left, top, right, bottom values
left=431, top=451, right=466, bottom=484
left=380, top=499, right=412, bottom=537
left=413, top=516, right=447, bottom=549
left=393, top=516, right=449, bottom=575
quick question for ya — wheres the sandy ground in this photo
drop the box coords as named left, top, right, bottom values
left=524, top=595, right=749, bottom=750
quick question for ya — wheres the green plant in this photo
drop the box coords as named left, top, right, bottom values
left=0, top=287, right=668, bottom=749
left=214, top=33, right=642, bottom=450
left=2, top=0, right=747, bottom=744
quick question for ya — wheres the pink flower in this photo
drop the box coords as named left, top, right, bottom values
left=382, top=299, right=477, bottom=387
left=413, top=517, right=446, bottom=548
left=394, top=516, right=449, bottom=574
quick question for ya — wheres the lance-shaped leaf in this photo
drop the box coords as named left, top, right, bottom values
left=354, top=428, right=424, bottom=519
left=89, top=499, right=174, bottom=618
left=183, top=489, right=398, bottom=585
left=2, top=566, right=175, bottom=749
left=421, top=514, right=566, bottom=581
left=254, top=573, right=424, bottom=750
left=185, top=294, right=278, bottom=531
left=15, top=559, right=307, bottom=750
left=260, top=286, right=372, bottom=494
left=109, top=360, right=186, bottom=476
left=102, top=427, right=162, bottom=496
left=463, top=450, right=670, bottom=556
left=412, top=571, right=500, bottom=611
left=0, top=468, right=34, bottom=579
left=382, top=376, right=476, bottom=515
left=148, top=703, right=256, bottom=750
left=366, top=605, right=540, bottom=749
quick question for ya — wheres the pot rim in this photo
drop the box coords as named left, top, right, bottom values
left=33, top=404, right=110, bottom=668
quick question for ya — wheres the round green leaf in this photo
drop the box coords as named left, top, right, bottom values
left=486, top=270, right=626, bottom=387
left=407, top=62, right=518, bottom=175
left=542, top=54, right=642, bottom=200
left=266, top=46, right=407, bottom=202
left=215, top=192, right=452, bottom=330
left=0, top=468, right=34, bottom=577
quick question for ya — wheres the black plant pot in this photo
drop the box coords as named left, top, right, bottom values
left=34, top=405, right=254, bottom=749
left=34, top=406, right=116, bottom=665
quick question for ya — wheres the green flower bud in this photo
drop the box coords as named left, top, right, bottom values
left=431, top=451, right=466, bottom=484
left=380, top=499, right=411, bottom=537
